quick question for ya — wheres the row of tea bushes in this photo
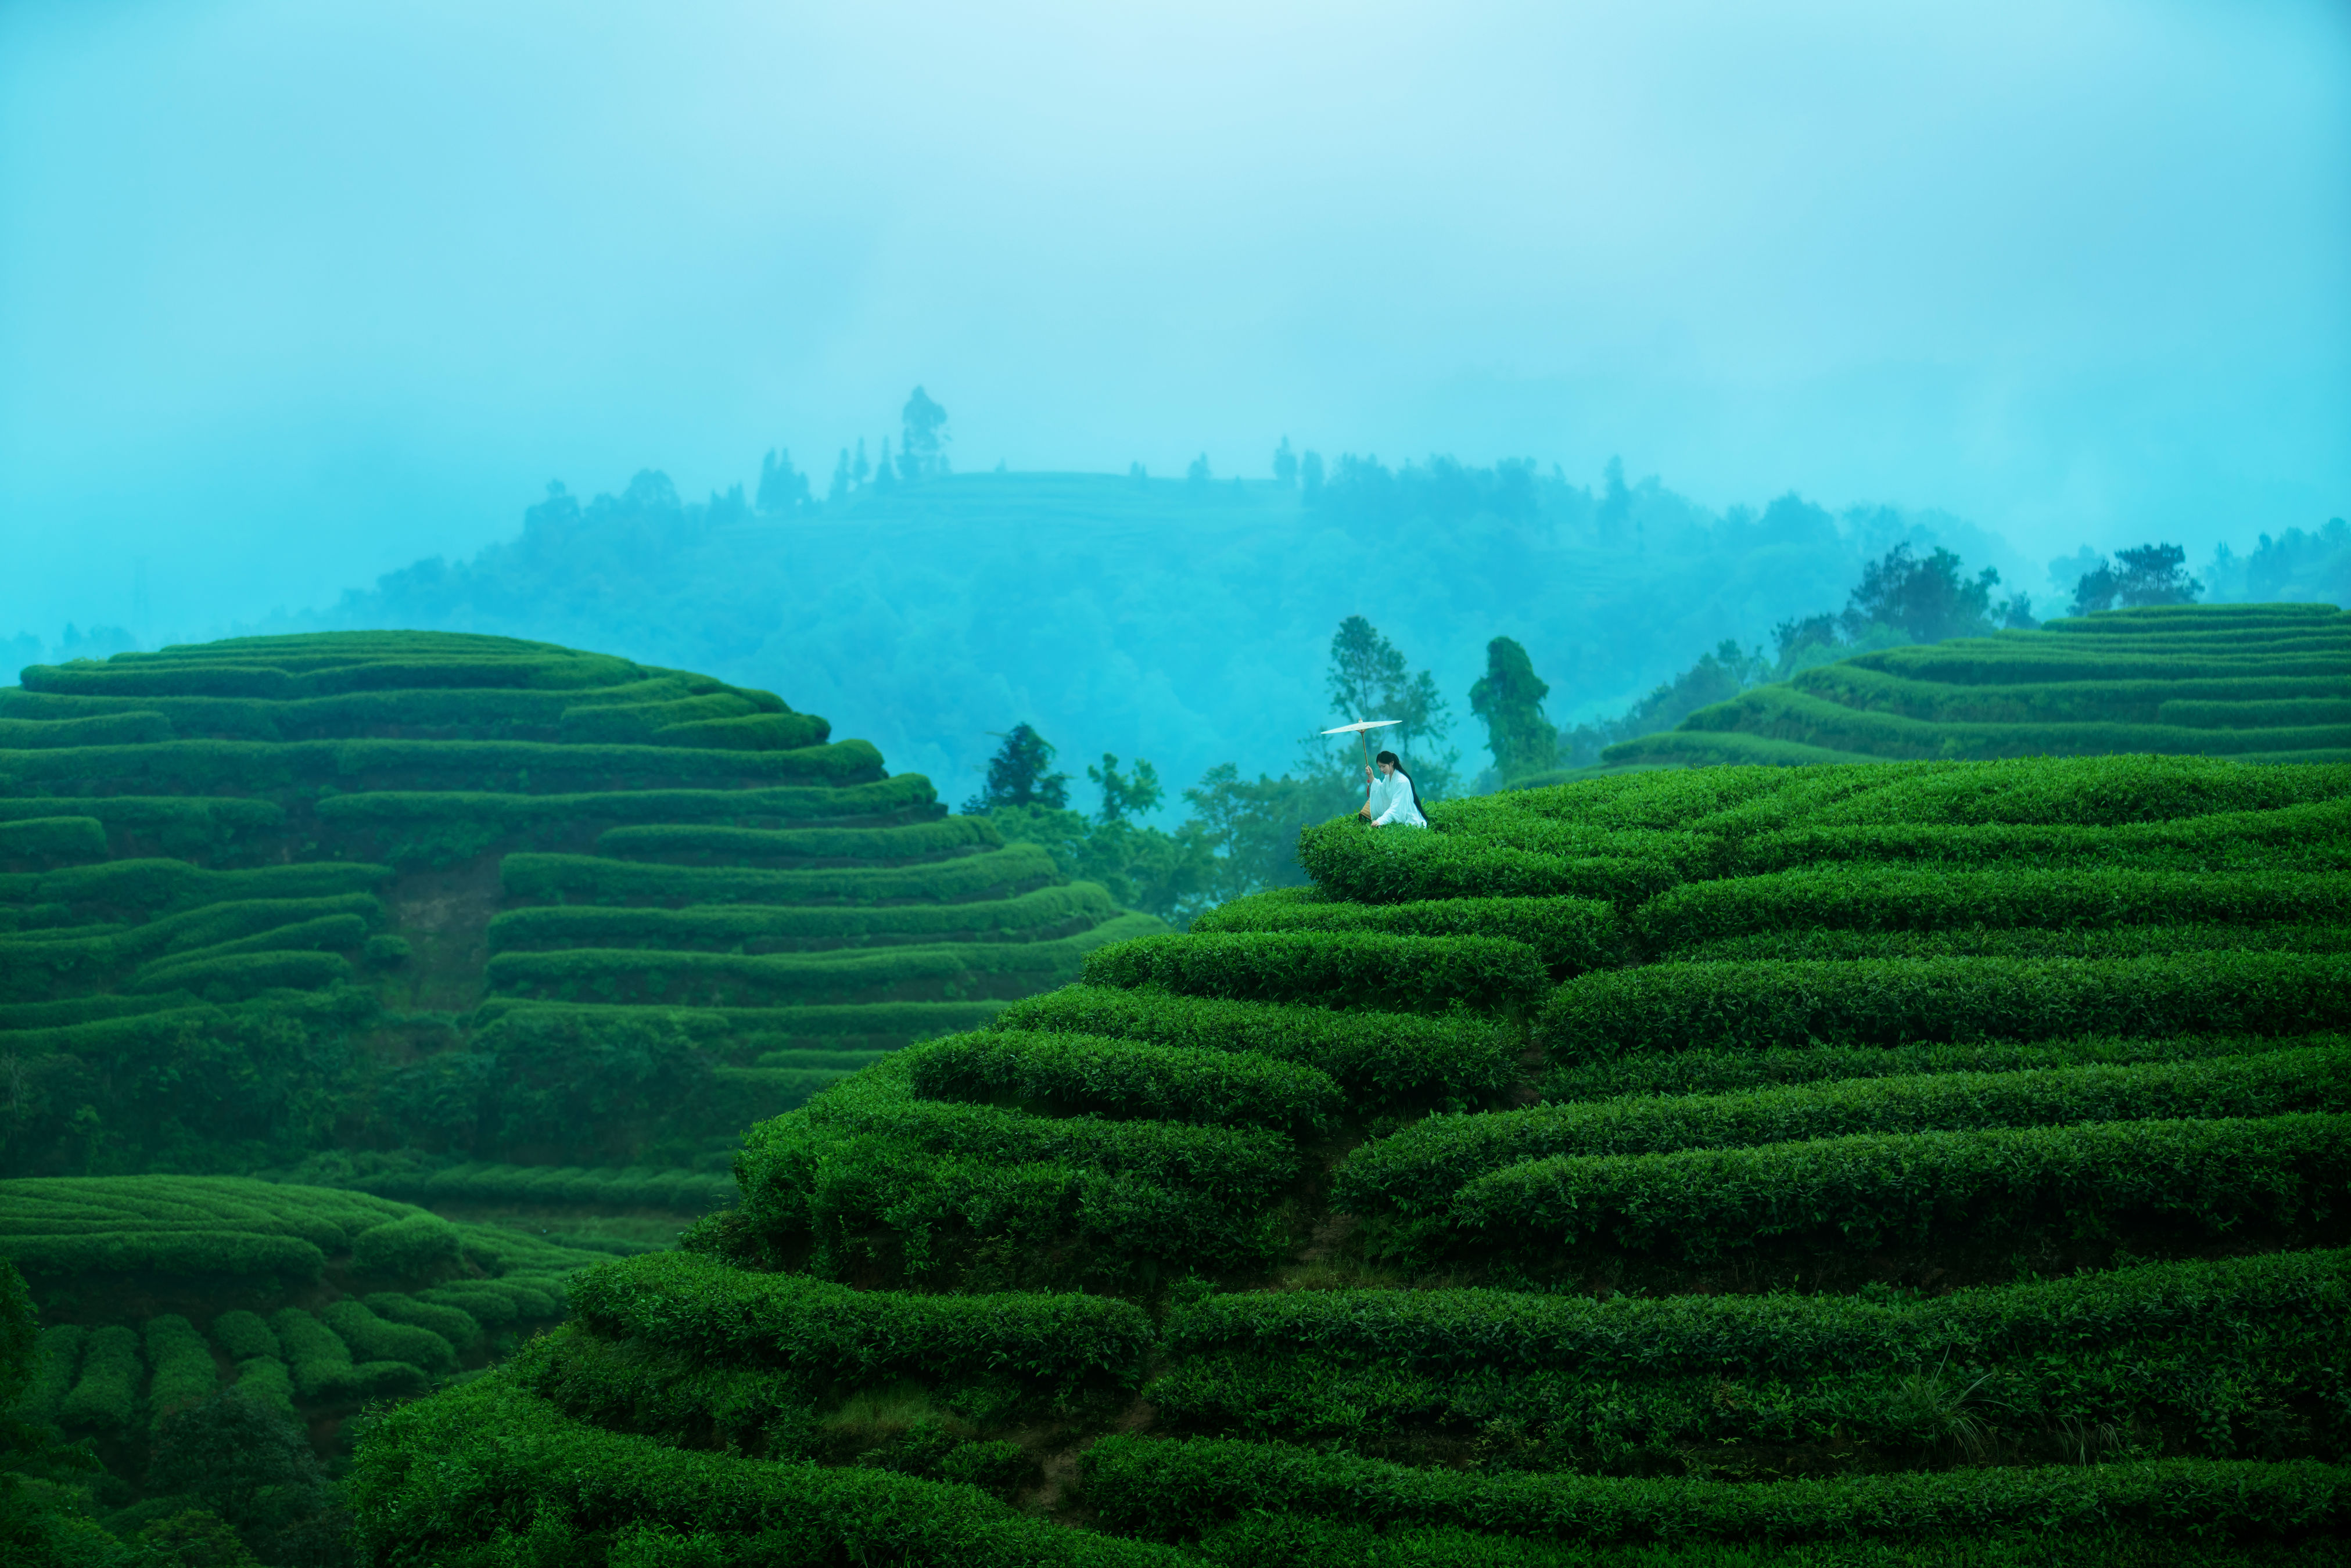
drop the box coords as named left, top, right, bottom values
left=1608, top=602, right=2351, bottom=767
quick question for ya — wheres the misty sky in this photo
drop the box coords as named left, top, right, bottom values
left=3, top=0, right=2348, bottom=646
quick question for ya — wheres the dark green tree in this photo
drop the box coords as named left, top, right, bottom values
left=899, top=387, right=950, bottom=480
left=1842, top=543, right=1998, bottom=643
left=1086, top=754, right=1164, bottom=825
left=1468, top=636, right=1557, bottom=780
left=148, top=1387, right=339, bottom=1561
left=961, top=724, right=1070, bottom=814
left=1272, top=437, right=1297, bottom=487
left=755, top=449, right=810, bottom=514
left=1319, top=616, right=1457, bottom=793
left=2112, top=543, right=2201, bottom=607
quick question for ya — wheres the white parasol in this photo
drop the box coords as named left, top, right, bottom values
left=1321, top=718, right=1403, bottom=806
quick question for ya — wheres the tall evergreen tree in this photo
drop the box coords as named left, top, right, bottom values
left=1469, top=636, right=1558, bottom=779
left=961, top=724, right=1070, bottom=814
left=1086, top=753, right=1164, bottom=824
left=1272, top=437, right=1298, bottom=487
left=899, top=387, right=950, bottom=480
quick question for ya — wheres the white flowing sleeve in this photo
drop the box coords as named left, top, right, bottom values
left=1372, top=777, right=1426, bottom=827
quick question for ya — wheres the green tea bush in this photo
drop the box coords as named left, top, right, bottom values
left=1793, top=754, right=2351, bottom=826
left=59, top=1324, right=141, bottom=1429
left=649, top=711, right=831, bottom=751
left=569, top=1250, right=1153, bottom=1398
left=419, top=1286, right=518, bottom=1328
left=269, top=1308, right=353, bottom=1400
left=556, top=692, right=762, bottom=743
left=321, top=1299, right=456, bottom=1373
left=125, top=948, right=351, bottom=998
left=1148, top=1250, right=2351, bottom=1455
left=0, top=710, right=174, bottom=749
left=2159, top=697, right=2351, bottom=728
left=1081, top=1436, right=2351, bottom=1547
left=364, top=1293, right=483, bottom=1353
left=1791, top=662, right=2351, bottom=725
left=0, top=1230, right=329, bottom=1279
left=210, top=1311, right=278, bottom=1362
left=1735, top=801, right=2351, bottom=876
left=19, top=1324, right=84, bottom=1423
left=487, top=881, right=1112, bottom=954
left=594, top=817, right=996, bottom=865
left=350, top=1212, right=461, bottom=1276
left=500, top=841, right=1058, bottom=907
left=1081, top=931, right=1549, bottom=1016
left=338, top=1163, right=737, bottom=1213
left=1668, top=923, right=2351, bottom=964
left=232, top=1357, right=299, bottom=1416
left=471, top=997, right=1010, bottom=1052
left=1339, top=1044, right=2351, bottom=1218
left=1540, top=952, right=2351, bottom=1059
left=118, top=893, right=386, bottom=961
left=1634, top=866, right=2351, bottom=951
left=1438, top=1113, right=2351, bottom=1267
left=905, top=1030, right=1347, bottom=1134
left=1297, top=819, right=1685, bottom=906
left=0, top=858, right=389, bottom=918
left=756, top=1048, right=891, bottom=1071
left=349, top=1376, right=1189, bottom=1567
left=1191, top=891, right=1623, bottom=977
left=1538, top=1031, right=2345, bottom=1103
left=143, top=1315, right=218, bottom=1426
left=993, top=986, right=1520, bottom=1113
left=315, top=772, right=941, bottom=835
left=0, top=816, right=109, bottom=861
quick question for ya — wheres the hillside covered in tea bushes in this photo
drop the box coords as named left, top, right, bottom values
left=0, top=630, right=1156, bottom=1552
left=351, top=753, right=2351, bottom=1565
left=1607, top=602, right=2351, bottom=769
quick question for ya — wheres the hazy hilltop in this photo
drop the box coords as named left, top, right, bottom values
left=295, top=455, right=2030, bottom=804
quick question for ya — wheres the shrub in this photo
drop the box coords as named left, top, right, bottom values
left=500, top=842, right=1058, bottom=907
left=0, top=710, right=174, bottom=749
left=124, top=948, right=352, bottom=998
left=0, top=816, right=109, bottom=861
left=1191, top=892, right=1623, bottom=977
left=348, top=1376, right=1189, bottom=1567
left=1733, top=800, right=2351, bottom=875
left=20, top=1324, right=84, bottom=1423
left=364, top=1293, right=483, bottom=1353
left=1338, top=1044, right=2351, bottom=1220
left=321, top=1299, right=457, bottom=1373
left=143, top=1315, right=219, bottom=1427
left=1668, top=923, right=2351, bottom=964
left=269, top=1309, right=353, bottom=1400
left=591, top=817, right=995, bottom=865
left=1634, top=866, right=2351, bottom=952
left=1539, top=952, right=2351, bottom=1060
left=904, top=1030, right=1346, bottom=1134
left=1082, top=931, right=1549, bottom=1016
left=1080, top=1435, right=2351, bottom=1546
left=210, top=1311, right=278, bottom=1362
left=567, top=1250, right=1153, bottom=1400
left=59, top=1324, right=141, bottom=1429
left=0, top=1231, right=329, bottom=1279
left=1296, top=819, right=1684, bottom=906
left=314, top=772, right=941, bottom=835
left=1538, top=1031, right=2343, bottom=1103
left=486, top=882, right=1114, bottom=954
left=993, top=986, right=1520, bottom=1114
left=1437, top=1113, right=2351, bottom=1268
left=1147, top=1250, right=2351, bottom=1457
left=351, top=1213, right=462, bottom=1276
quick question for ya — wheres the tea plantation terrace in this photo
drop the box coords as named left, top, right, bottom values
left=1609, top=601, right=2351, bottom=768
left=353, top=753, right=2351, bottom=1565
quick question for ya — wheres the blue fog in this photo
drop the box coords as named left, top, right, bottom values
left=3, top=0, right=2348, bottom=796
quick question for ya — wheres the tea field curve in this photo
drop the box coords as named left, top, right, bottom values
left=351, top=753, right=2351, bottom=1565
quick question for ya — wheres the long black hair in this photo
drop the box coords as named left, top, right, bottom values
left=1374, top=750, right=1426, bottom=821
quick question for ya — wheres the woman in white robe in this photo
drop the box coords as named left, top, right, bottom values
left=1359, top=750, right=1429, bottom=828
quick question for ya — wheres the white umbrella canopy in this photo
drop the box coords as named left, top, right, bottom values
left=1320, top=718, right=1403, bottom=804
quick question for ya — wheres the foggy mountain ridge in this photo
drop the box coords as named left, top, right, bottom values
left=241, top=452, right=2045, bottom=807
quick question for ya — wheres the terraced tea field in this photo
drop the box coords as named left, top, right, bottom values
left=353, top=754, right=2351, bottom=1565
left=0, top=630, right=1155, bottom=1502
left=1609, top=602, right=2351, bottom=769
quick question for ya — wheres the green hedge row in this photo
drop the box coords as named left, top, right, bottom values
left=0, top=735, right=886, bottom=797
left=229, top=1356, right=299, bottom=1415
left=143, top=1314, right=217, bottom=1428
left=1148, top=1250, right=2351, bottom=1459
left=485, top=917, right=1157, bottom=1006
left=469, top=997, right=1008, bottom=1050
left=1, top=898, right=378, bottom=1001
left=335, top=1161, right=738, bottom=1212
left=1634, top=866, right=2351, bottom=950
left=1081, top=1436, right=2351, bottom=1547
left=1082, top=930, right=1549, bottom=1016
left=350, top=1211, right=461, bottom=1275
left=1540, top=952, right=2351, bottom=1059
left=124, top=947, right=352, bottom=999
left=314, top=772, right=939, bottom=830
left=59, top=1324, right=140, bottom=1428
left=717, top=1067, right=1298, bottom=1289
left=500, top=841, right=1059, bottom=907
left=1436, top=1113, right=2351, bottom=1268
left=1756, top=755, right=2351, bottom=831
left=211, top=1310, right=277, bottom=1361
left=321, top=1298, right=457, bottom=1372
left=0, top=1174, right=434, bottom=1251
left=132, top=910, right=369, bottom=980
left=568, top=1249, right=1152, bottom=1398
left=1191, top=890, right=1622, bottom=977
left=1602, top=729, right=1879, bottom=769
left=756, top=1048, right=890, bottom=1070
left=0, top=992, right=187, bottom=1030
left=0, top=816, right=107, bottom=861
left=0, top=857, right=389, bottom=916
left=348, top=1376, right=1189, bottom=1567
left=2160, top=697, right=2351, bottom=729
left=591, top=815, right=997, bottom=865
left=905, top=1030, right=1346, bottom=1134
left=1733, top=800, right=2351, bottom=875
left=1297, top=819, right=1686, bottom=906
left=120, top=891, right=386, bottom=961
left=1789, top=661, right=2351, bottom=727
left=1, top=1229, right=329, bottom=1279
left=1669, top=923, right=2351, bottom=965
left=21, top=646, right=648, bottom=697
left=487, top=882, right=1115, bottom=954
left=366, top=1293, right=484, bottom=1353
left=268, top=1307, right=432, bottom=1401
left=1854, top=645, right=2351, bottom=685
left=19, top=1324, right=82, bottom=1423
left=0, top=710, right=174, bottom=749
left=1341, top=1044, right=2351, bottom=1218
left=554, top=691, right=762, bottom=742
left=1, top=674, right=727, bottom=740
left=993, top=986, right=1520, bottom=1114
left=1539, top=1031, right=2343, bottom=1104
